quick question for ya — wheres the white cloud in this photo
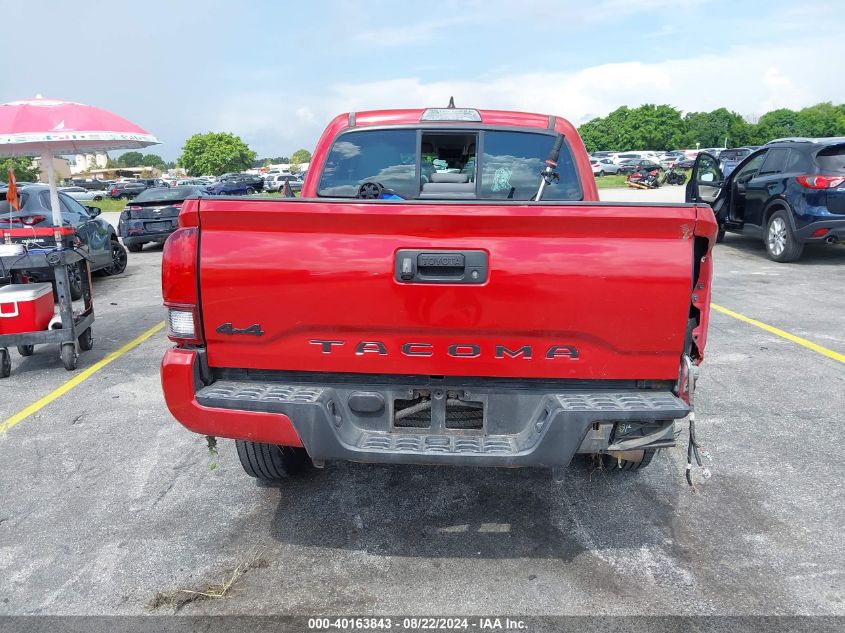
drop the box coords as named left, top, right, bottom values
left=350, top=16, right=468, bottom=48
left=213, top=36, right=844, bottom=156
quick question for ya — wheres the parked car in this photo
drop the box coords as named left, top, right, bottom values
left=659, top=151, right=685, bottom=169
left=672, top=156, right=697, bottom=170
left=718, top=147, right=759, bottom=177
left=60, top=186, right=105, bottom=201
left=70, top=178, right=110, bottom=191
left=109, top=181, right=148, bottom=199
left=160, top=105, right=718, bottom=484
left=119, top=186, right=206, bottom=252
left=0, top=184, right=127, bottom=299
left=590, top=151, right=615, bottom=160
left=590, top=158, right=620, bottom=176
left=612, top=151, right=658, bottom=165
left=687, top=139, right=845, bottom=261
left=618, top=159, right=663, bottom=174
left=265, top=173, right=304, bottom=192
left=208, top=174, right=264, bottom=195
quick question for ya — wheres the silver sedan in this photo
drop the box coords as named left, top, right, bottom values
left=59, top=186, right=105, bottom=201
left=590, top=158, right=621, bottom=176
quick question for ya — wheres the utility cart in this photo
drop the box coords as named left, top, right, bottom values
left=0, top=249, right=94, bottom=376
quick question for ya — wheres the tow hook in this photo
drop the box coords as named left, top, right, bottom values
left=682, top=354, right=712, bottom=490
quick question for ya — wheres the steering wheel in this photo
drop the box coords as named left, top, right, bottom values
left=357, top=182, right=384, bottom=199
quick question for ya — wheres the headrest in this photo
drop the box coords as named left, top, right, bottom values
left=429, top=172, right=469, bottom=183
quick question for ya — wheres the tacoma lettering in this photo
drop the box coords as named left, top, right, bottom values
left=307, top=340, right=578, bottom=359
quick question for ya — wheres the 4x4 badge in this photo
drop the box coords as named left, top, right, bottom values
left=216, top=322, right=264, bottom=337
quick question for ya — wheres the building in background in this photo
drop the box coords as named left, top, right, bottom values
left=70, top=153, right=109, bottom=175
left=84, top=166, right=162, bottom=180
left=31, top=156, right=72, bottom=183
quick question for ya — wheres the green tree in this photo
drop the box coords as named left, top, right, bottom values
left=794, top=102, right=845, bottom=138
left=578, top=101, right=845, bottom=151
left=290, top=148, right=312, bottom=164
left=178, top=132, right=257, bottom=176
left=753, top=108, right=800, bottom=144
left=117, top=151, right=144, bottom=167
left=578, top=116, right=613, bottom=153
left=141, top=153, right=167, bottom=169
left=252, top=156, right=289, bottom=168
left=578, top=105, right=684, bottom=151
left=0, top=156, right=40, bottom=182
left=681, top=108, right=752, bottom=149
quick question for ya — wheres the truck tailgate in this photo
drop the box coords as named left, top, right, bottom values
left=197, top=198, right=702, bottom=380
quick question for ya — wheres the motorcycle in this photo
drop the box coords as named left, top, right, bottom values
left=664, top=167, right=686, bottom=185
left=626, top=168, right=661, bottom=189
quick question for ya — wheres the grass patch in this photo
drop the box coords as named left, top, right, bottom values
left=594, top=174, right=629, bottom=189
left=85, top=198, right=126, bottom=213
left=148, top=548, right=269, bottom=611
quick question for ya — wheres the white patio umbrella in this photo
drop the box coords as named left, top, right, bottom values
left=0, top=96, right=160, bottom=245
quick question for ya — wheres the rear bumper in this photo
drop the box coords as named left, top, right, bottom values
left=118, top=219, right=178, bottom=243
left=794, top=217, right=845, bottom=243
left=160, top=348, right=304, bottom=447
left=162, top=349, right=688, bottom=467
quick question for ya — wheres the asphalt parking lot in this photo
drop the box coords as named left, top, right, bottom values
left=0, top=196, right=843, bottom=618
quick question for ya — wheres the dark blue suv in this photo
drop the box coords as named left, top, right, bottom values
left=687, top=139, right=845, bottom=261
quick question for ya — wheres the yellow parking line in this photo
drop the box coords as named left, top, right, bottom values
left=711, top=303, right=845, bottom=364
left=1, top=321, right=165, bottom=433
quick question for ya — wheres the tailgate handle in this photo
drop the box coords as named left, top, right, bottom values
left=395, top=249, right=488, bottom=284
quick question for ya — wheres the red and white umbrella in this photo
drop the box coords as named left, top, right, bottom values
left=0, top=96, right=159, bottom=244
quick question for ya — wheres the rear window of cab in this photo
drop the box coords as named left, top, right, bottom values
left=317, top=128, right=582, bottom=201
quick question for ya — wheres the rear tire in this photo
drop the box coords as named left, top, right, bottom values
left=127, top=243, right=143, bottom=253
left=597, top=449, right=657, bottom=473
left=17, top=344, right=34, bottom=357
left=765, top=210, right=803, bottom=262
left=716, top=225, right=726, bottom=243
left=103, top=240, right=128, bottom=276
left=67, top=263, right=83, bottom=301
left=0, top=348, right=10, bottom=378
left=236, top=440, right=312, bottom=481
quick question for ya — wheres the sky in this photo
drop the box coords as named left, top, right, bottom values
left=2, top=0, right=844, bottom=161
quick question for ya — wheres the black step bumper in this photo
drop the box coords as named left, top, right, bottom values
left=194, top=376, right=688, bottom=467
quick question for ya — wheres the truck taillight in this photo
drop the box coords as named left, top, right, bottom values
left=796, top=175, right=845, bottom=189
left=162, top=227, right=203, bottom=345
left=167, top=308, right=198, bottom=340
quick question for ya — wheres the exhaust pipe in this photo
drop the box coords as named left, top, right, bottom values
left=825, top=235, right=838, bottom=244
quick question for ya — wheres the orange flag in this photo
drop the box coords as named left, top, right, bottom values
left=6, top=169, right=19, bottom=211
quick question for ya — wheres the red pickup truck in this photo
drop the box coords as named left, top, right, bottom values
left=160, top=106, right=717, bottom=481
